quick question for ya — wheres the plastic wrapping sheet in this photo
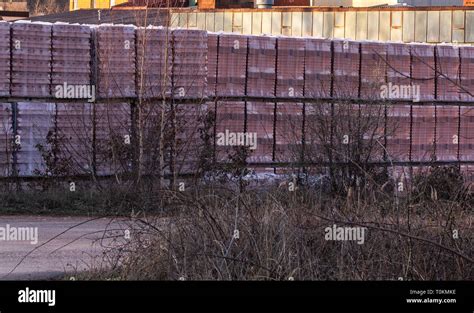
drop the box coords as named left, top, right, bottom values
left=332, top=40, right=360, bottom=99
left=136, top=27, right=172, bottom=99
left=172, top=29, right=207, bottom=99
left=276, top=37, right=305, bottom=98
left=52, top=24, right=91, bottom=89
left=460, top=46, right=474, bottom=101
left=385, top=104, right=411, bottom=162
left=207, top=33, right=218, bottom=98
left=0, top=103, right=13, bottom=177
left=247, top=35, right=276, bottom=98
left=16, top=102, right=55, bottom=176
left=411, top=105, right=435, bottom=162
left=459, top=106, right=474, bottom=161
left=304, top=102, right=332, bottom=162
left=56, top=102, right=93, bottom=176
left=386, top=43, right=411, bottom=98
left=435, top=105, right=459, bottom=161
left=360, top=42, right=387, bottom=100
left=11, top=23, right=52, bottom=98
left=274, top=102, right=303, bottom=164
left=359, top=103, right=385, bottom=162
left=304, top=38, right=331, bottom=99
left=411, top=44, right=435, bottom=101
left=97, top=25, right=136, bottom=98
left=436, top=45, right=460, bottom=101
left=216, top=34, right=247, bottom=97
left=94, top=102, right=132, bottom=176
left=246, top=101, right=274, bottom=164
left=0, top=22, right=10, bottom=97
left=174, top=103, right=209, bottom=174
left=215, top=101, right=245, bottom=163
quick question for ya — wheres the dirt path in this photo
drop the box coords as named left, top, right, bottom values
left=0, top=216, right=128, bottom=280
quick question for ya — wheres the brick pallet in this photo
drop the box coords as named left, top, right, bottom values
left=216, top=34, right=247, bottom=97
left=96, top=25, right=136, bottom=98
left=276, top=37, right=305, bottom=98
left=11, top=22, right=51, bottom=98
left=304, top=39, right=332, bottom=99
left=172, top=29, right=207, bottom=99
left=247, top=35, right=276, bottom=98
left=332, top=40, right=360, bottom=99
left=136, top=27, right=172, bottom=99
left=52, top=23, right=91, bottom=91
left=0, top=22, right=10, bottom=97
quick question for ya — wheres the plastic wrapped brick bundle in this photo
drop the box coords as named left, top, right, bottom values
left=246, top=101, right=274, bottom=164
left=174, top=103, right=209, bottom=174
left=0, top=103, right=13, bottom=177
left=52, top=23, right=91, bottom=95
left=56, top=102, right=93, bottom=175
left=215, top=101, right=245, bottom=163
left=304, top=38, right=331, bottom=99
left=304, top=102, right=332, bottom=162
left=435, top=105, right=459, bottom=162
left=274, top=102, right=303, bottom=163
left=11, top=22, right=52, bottom=98
left=410, top=44, right=435, bottom=101
left=385, top=104, right=411, bottom=162
left=359, top=103, right=385, bottom=162
left=386, top=43, right=411, bottom=99
left=207, top=33, right=218, bottom=98
left=276, top=37, right=305, bottom=98
left=172, top=29, right=207, bottom=99
left=411, top=105, right=435, bottom=162
left=94, top=102, right=132, bottom=176
left=15, top=102, right=56, bottom=176
left=436, top=45, right=460, bottom=101
left=247, top=35, right=276, bottom=98
left=216, top=34, right=247, bottom=97
left=136, top=27, right=172, bottom=99
left=459, top=106, right=474, bottom=161
left=360, top=42, right=387, bottom=100
left=332, top=40, right=360, bottom=99
left=96, top=25, right=136, bottom=98
left=460, top=46, right=474, bottom=101
left=0, top=22, right=10, bottom=97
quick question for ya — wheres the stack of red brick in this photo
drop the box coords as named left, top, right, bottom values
left=436, top=45, right=460, bottom=101
left=0, top=103, right=12, bottom=176
left=332, top=40, right=360, bottom=99
left=411, top=44, right=435, bottom=101
left=247, top=35, right=276, bottom=98
left=386, top=43, right=411, bottom=100
left=172, top=29, right=207, bottom=99
left=136, top=27, right=172, bottom=99
left=216, top=34, right=247, bottom=97
left=276, top=37, right=305, bottom=98
left=360, top=42, right=387, bottom=100
left=0, top=22, right=10, bottom=97
left=52, top=23, right=91, bottom=94
left=460, top=46, right=474, bottom=101
left=304, top=38, right=332, bottom=99
left=207, top=33, right=219, bottom=98
left=96, top=25, right=136, bottom=98
left=11, top=22, right=52, bottom=98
